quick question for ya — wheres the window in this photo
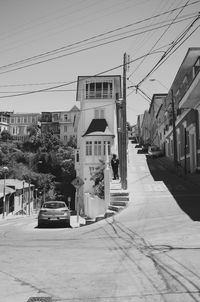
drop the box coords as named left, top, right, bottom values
left=24, top=117, right=27, bottom=123
left=64, top=125, right=67, bottom=132
left=86, top=141, right=92, bottom=156
left=94, top=108, right=105, bottom=119
left=103, top=141, right=111, bottom=155
left=193, top=57, right=200, bottom=79
left=64, top=135, right=67, bottom=141
left=64, top=114, right=68, bottom=121
left=94, top=141, right=101, bottom=155
left=53, top=114, right=59, bottom=121
left=89, top=166, right=95, bottom=175
left=86, top=81, right=113, bottom=99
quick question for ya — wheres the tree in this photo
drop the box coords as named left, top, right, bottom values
left=90, top=160, right=105, bottom=199
left=1, top=130, right=12, bottom=142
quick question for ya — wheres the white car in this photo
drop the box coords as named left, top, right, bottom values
left=38, top=201, right=70, bottom=228
left=148, top=146, right=163, bottom=158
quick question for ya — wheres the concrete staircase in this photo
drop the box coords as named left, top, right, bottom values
left=106, top=190, right=129, bottom=215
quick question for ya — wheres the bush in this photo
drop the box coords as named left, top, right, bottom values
left=90, top=160, right=105, bottom=199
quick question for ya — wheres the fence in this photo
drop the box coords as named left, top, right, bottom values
left=84, top=193, right=107, bottom=219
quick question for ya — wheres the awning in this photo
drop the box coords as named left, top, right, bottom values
left=82, top=119, right=114, bottom=137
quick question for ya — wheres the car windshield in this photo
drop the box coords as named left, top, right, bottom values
left=43, top=202, right=66, bottom=209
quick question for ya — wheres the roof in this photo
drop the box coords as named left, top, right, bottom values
left=0, top=185, right=15, bottom=198
left=69, top=105, right=80, bottom=112
left=82, top=119, right=114, bottom=137
left=0, top=179, right=34, bottom=190
left=148, top=94, right=167, bottom=114
left=169, top=48, right=200, bottom=93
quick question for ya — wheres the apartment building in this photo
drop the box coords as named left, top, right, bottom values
left=40, top=106, right=80, bottom=144
left=0, top=112, right=11, bottom=134
left=9, top=112, right=41, bottom=141
left=164, top=48, right=200, bottom=173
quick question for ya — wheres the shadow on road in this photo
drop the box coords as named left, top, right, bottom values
left=146, top=155, right=200, bottom=222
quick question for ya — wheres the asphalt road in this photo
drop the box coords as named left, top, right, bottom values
left=1, top=143, right=200, bottom=302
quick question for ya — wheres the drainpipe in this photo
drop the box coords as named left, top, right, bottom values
left=171, top=89, right=178, bottom=169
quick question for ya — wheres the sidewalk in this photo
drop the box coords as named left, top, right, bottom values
left=70, top=215, right=86, bottom=228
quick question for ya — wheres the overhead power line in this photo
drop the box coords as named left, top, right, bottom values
left=136, top=13, right=200, bottom=88
left=0, top=13, right=197, bottom=76
left=0, top=1, right=199, bottom=74
left=0, top=50, right=165, bottom=99
left=128, top=0, right=191, bottom=79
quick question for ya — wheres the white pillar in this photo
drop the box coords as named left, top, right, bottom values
left=104, top=142, right=110, bottom=210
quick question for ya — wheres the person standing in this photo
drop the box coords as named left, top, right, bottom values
left=111, top=154, right=119, bottom=180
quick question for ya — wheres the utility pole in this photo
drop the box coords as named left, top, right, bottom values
left=171, top=89, right=178, bottom=168
left=22, top=180, right=25, bottom=215
left=121, top=53, right=128, bottom=190
left=28, top=181, right=31, bottom=216
left=116, top=92, right=123, bottom=182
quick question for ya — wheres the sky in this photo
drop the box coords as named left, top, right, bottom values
left=0, top=0, right=200, bottom=125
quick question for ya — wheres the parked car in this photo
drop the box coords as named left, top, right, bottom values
left=38, top=201, right=70, bottom=228
left=130, top=138, right=137, bottom=143
left=135, top=143, right=142, bottom=148
left=148, top=146, right=163, bottom=158
left=141, top=144, right=149, bottom=153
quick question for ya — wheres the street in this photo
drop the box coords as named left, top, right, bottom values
left=1, top=143, right=200, bottom=302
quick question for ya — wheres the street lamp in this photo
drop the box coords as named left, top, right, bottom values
left=149, top=78, right=168, bottom=91
left=35, top=188, right=38, bottom=211
left=2, top=166, right=9, bottom=218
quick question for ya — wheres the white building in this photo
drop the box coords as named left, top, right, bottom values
left=75, top=75, right=121, bottom=208
left=0, top=112, right=11, bottom=134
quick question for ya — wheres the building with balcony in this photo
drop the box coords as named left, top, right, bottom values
left=0, top=112, right=12, bottom=134
left=164, top=48, right=200, bottom=173
left=148, top=94, right=167, bottom=147
left=9, top=112, right=41, bottom=141
left=40, top=112, right=60, bottom=138
left=40, top=106, right=80, bottom=144
left=59, top=106, right=80, bottom=144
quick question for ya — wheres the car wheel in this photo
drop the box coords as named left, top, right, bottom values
left=64, top=220, right=70, bottom=228
left=38, top=220, right=43, bottom=228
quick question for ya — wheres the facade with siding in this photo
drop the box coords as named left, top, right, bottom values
left=164, top=48, right=200, bottom=173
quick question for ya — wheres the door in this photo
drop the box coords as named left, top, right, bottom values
left=189, top=131, right=196, bottom=173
